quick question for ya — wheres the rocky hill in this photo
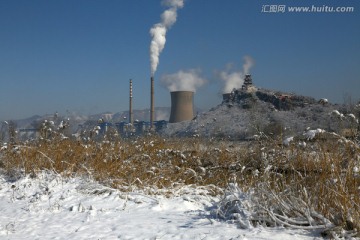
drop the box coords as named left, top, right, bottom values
left=162, top=87, right=359, bottom=140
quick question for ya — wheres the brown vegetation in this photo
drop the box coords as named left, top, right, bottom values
left=0, top=134, right=359, bottom=236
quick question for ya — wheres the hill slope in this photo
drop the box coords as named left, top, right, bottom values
left=163, top=88, right=358, bottom=140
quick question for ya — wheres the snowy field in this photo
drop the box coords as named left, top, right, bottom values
left=0, top=172, right=323, bottom=240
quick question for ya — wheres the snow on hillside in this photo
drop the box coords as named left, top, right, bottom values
left=0, top=172, right=322, bottom=239
left=162, top=88, right=350, bottom=139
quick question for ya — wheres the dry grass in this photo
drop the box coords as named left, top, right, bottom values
left=0, top=133, right=359, bottom=234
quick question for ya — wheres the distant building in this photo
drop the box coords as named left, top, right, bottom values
left=242, top=74, right=253, bottom=90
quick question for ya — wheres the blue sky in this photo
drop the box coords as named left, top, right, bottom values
left=0, top=0, right=359, bottom=121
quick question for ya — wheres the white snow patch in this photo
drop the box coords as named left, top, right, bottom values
left=283, top=137, right=294, bottom=146
left=347, top=114, right=359, bottom=123
left=303, top=129, right=325, bottom=140
left=331, top=110, right=344, bottom=119
left=0, top=172, right=322, bottom=239
left=298, top=141, right=307, bottom=148
left=0, top=144, right=7, bottom=151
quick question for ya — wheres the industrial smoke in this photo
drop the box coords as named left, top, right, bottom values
left=161, top=69, right=207, bottom=92
left=149, top=0, right=184, bottom=76
left=242, top=55, right=254, bottom=75
left=220, top=55, right=255, bottom=93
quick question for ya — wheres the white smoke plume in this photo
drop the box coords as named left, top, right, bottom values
left=242, top=55, right=254, bottom=75
left=220, top=56, right=255, bottom=93
left=150, top=0, right=184, bottom=76
left=220, top=71, right=244, bottom=94
left=161, top=69, right=207, bottom=92
left=155, top=109, right=170, bottom=121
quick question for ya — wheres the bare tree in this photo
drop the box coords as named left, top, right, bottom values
left=343, top=92, right=355, bottom=113
left=8, top=121, right=17, bottom=144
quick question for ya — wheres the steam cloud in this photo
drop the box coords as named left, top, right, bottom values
left=220, top=56, right=255, bottom=93
left=161, top=69, right=207, bottom=92
left=155, top=109, right=170, bottom=121
left=150, top=0, right=184, bottom=76
left=242, top=55, right=254, bottom=75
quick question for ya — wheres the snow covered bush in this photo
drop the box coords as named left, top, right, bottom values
left=216, top=182, right=254, bottom=229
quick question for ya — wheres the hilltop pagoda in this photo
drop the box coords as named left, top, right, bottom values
left=242, top=74, right=253, bottom=90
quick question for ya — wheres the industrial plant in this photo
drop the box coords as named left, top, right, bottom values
left=81, top=73, right=355, bottom=139
left=2, top=72, right=359, bottom=143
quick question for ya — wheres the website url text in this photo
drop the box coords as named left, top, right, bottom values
left=261, top=5, right=355, bottom=13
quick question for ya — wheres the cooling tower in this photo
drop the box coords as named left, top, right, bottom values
left=169, top=91, right=194, bottom=123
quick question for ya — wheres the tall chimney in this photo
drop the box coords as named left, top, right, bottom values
left=150, top=76, right=155, bottom=129
left=169, top=91, right=194, bottom=123
left=129, top=79, right=133, bottom=126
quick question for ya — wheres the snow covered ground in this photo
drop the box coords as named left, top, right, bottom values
left=0, top=172, right=323, bottom=239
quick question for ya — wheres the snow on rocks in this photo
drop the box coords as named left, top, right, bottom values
left=319, top=98, right=328, bottom=104
left=303, top=129, right=325, bottom=140
left=347, top=113, right=359, bottom=123
left=331, top=110, right=344, bottom=119
left=298, top=141, right=307, bottom=148
left=0, top=143, right=7, bottom=151
left=283, top=137, right=294, bottom=146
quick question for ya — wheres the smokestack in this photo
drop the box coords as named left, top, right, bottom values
left=169, top=91, right=194, bottom=123
left=129, top=79, right=133, bottom=126
left=150, top=76, right=155, bottom=129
